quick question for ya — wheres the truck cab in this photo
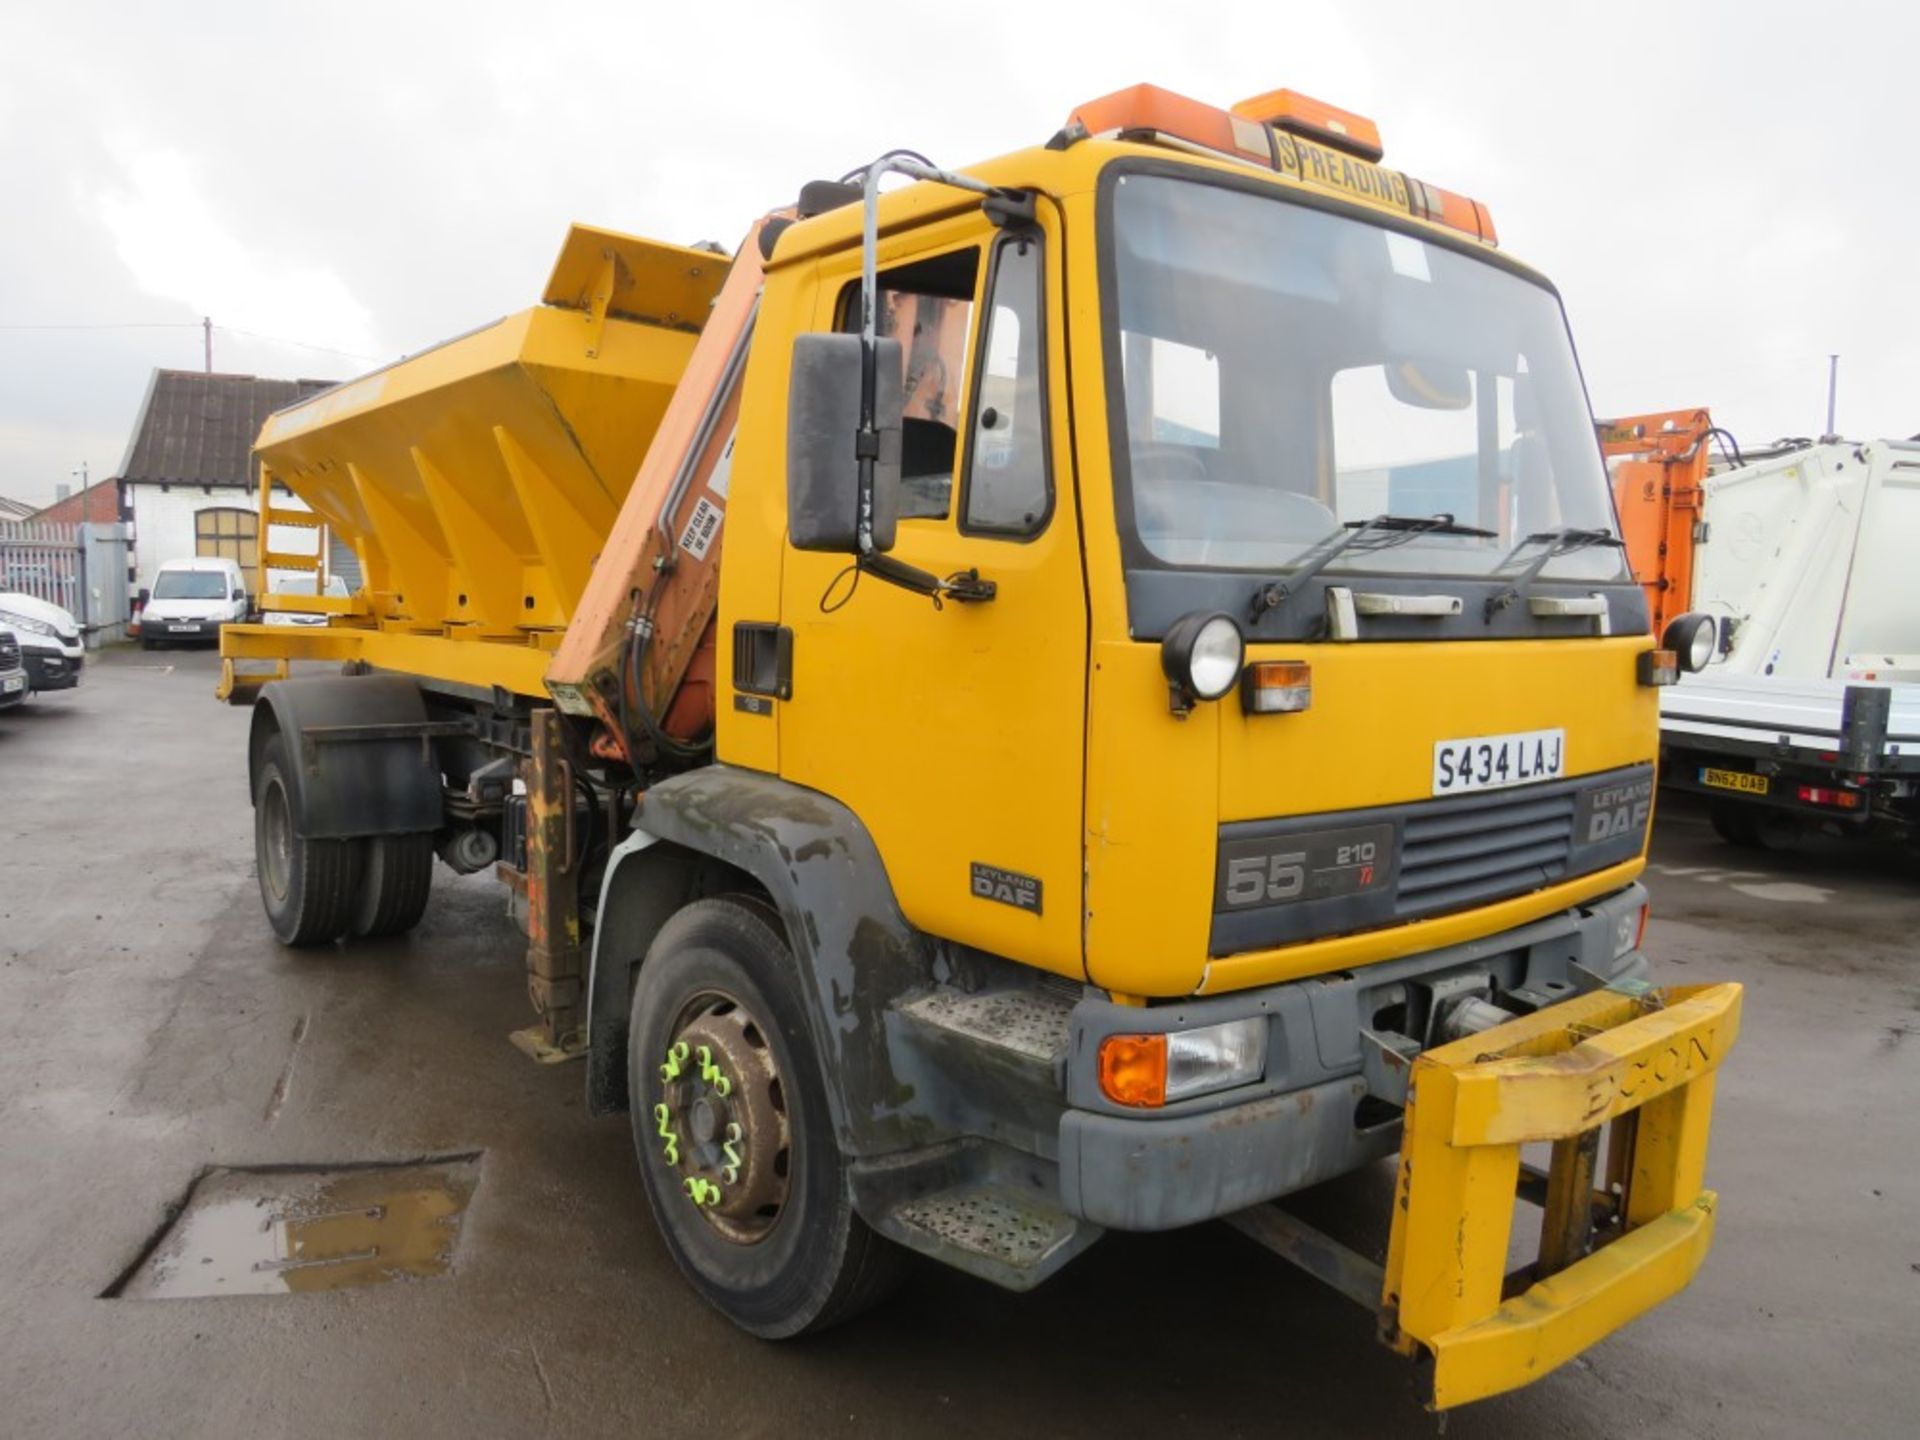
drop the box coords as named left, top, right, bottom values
left=589, top=88, right=1731, bottom=1407
left=733, top=116, right=1659, bottom=1007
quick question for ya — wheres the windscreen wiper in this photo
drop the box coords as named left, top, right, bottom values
left=1485, top=527, right=1626, bottom=619
left=1250, top=513, right=1496, bottom=623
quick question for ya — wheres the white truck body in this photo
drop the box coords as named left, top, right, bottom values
left=1660, top=438, right=1920, bottom=832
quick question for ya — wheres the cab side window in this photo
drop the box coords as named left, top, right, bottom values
left=837, top=248, right=980, bottom=521
left=963, top=235, right=1050, bottom=536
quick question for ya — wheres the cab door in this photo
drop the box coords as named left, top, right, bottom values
left=776, top=203, right=1089, bottom=981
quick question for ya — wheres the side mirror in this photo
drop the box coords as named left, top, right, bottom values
left=787, top=333, right=903, bottom=553
left=231, top=588, right=245, bottom=601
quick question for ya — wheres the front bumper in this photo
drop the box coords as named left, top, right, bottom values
left=1386, top=980, right=1740, bottom=1409
left=23, top=649, right=82, bottom=690
left=1062, top=1073, right=1397, bottom=1230
left=143, top=619, right=223, bottom=640
left=1054, top=883, right=1738, bottom=1409
left=0, top=671, right=25, bottom=707
left=1058, top=884, right=1651, bottom=1230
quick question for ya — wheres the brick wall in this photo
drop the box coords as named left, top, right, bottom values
left=31, top=479, right=124, bottom=528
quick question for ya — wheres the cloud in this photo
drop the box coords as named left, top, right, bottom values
left=0, top=0, right=1915, bottom=506
left=91, top=137, right=380, bottom=362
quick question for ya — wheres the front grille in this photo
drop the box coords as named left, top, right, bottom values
left=1208, top=764, right=1654, bottom=956
left=0, top=636, right=20, bottom=670
left=1397, top=788, right=1578, bottom=920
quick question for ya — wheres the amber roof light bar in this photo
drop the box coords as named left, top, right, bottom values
left=1065, top=82, right=1497, bottom=247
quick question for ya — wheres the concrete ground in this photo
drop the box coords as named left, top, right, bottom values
left=1, top=647, right=1914, bottom=1439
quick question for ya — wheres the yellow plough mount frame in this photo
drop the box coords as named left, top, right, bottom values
left=1237, top=979, right=1741, bottom=1410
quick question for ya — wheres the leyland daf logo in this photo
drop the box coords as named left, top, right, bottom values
left=971, top=862, right=1042, bottom=914
left=1576, top=776, right=1655, bottom=844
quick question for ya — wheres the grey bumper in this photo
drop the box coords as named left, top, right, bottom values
left=1060, top=1074, right=1396, bottom=1230
left=1056, top=882, right=1651, bottom=1232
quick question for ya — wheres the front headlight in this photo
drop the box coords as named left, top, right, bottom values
left=1662, top=612, right=1717, bottom=673
left=1161, top=610, right=1245, bottom=708
left=1098, top=1017, right=1268, bottom=1107
left=1165, top=1017, right=1267, bottom=1101
left=0, top=611, right=55, bottom=637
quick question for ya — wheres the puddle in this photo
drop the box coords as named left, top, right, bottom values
left=106, top=1155, right=481, bottom=1299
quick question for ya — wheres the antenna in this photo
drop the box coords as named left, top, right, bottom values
left=204, top=316, right=213, bottom=374
left=1823, top=353, right=1839, bottom=440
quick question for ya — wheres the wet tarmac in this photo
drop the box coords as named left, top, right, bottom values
left=1, top=648, right=1915, bottom=1437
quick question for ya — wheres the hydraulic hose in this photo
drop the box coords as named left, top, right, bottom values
left=618, top=600, right=712, bottom=768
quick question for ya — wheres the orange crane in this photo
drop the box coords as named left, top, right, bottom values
left=1600, top=407, right=1713, bottom=636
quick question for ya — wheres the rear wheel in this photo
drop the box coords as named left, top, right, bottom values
left=1709, top=801, right=1803, bottom=851
left=627, top=897, right=902, bottom=1338
left=350, top=834, right=434, bottom=939
left=254, top=731, right=360, bottom=946
left=1708, top=802, right=1761, bottom=848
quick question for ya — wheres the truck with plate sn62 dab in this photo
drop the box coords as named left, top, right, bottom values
left=216, top=82, right=1740, bottom=1411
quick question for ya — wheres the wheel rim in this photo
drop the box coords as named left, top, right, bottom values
left=650, top=990, right=791, bottom=1244
left=260, top=775, right=293, bottom=904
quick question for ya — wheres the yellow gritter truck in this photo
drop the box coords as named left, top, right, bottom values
left=220, top=83, right=1740, bottom=1410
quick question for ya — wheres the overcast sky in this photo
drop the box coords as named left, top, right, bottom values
left=1, top=0, right=1912, bottom=506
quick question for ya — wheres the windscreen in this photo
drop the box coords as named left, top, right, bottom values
left=1109, top=174, right=1625, bottom=581
left=153, top=570, right=229, bottom=600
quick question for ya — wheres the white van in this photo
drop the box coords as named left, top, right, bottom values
left=139, top=557, right=250, bottom=648
left=0, top=626, right=27, bottom=710
left=0, top=591, right=84, bottom=690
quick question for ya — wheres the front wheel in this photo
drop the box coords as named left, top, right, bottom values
left=627, top=897, right=902, bottom=1338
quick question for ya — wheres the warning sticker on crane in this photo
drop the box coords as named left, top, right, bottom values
left=679, top=496, right=723, bottom=561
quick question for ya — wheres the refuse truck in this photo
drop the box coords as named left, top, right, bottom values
left=220, top=83, right=1741, bottom=1410
left=1604, top=409, right=1920, bottom=847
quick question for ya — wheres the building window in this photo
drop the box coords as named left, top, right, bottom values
left=196, top=507, right=258, bottom=576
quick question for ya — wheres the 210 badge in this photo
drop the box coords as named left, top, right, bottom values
left=1215, top=823, right=1396, bottom=911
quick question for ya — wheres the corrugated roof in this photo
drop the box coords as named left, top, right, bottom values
left=116, top=370, right=336, bottom=487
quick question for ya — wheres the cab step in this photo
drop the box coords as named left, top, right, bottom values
left=897, top=984, right=1073, bottom=1065
left=873, top=1181, right=1095, bottom=1291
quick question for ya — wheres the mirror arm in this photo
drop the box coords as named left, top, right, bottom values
left=855, top=152, right=1009, bottom=558
left=861, top=554, right=996, bottom=606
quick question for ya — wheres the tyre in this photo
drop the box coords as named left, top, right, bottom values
left=350, top=834, right=434, bottom=939
left=254, top=730, right=361, bottom=946
left=1708, top=802, right=1761, bottom=848
left=627, top=897, right=902, bottom=1338
left=1709, top=801, right=1803, bottom=851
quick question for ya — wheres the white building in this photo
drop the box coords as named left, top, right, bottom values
left=112, top=369, right=357, bottom=599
